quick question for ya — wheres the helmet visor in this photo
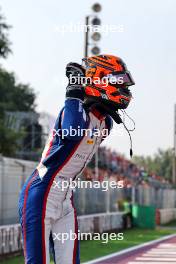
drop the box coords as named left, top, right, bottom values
left=105, top=71, right=135, bottom=87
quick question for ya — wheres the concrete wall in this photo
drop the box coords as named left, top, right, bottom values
left=0, top=156, right=36, bottom=225
left=159, top=208, right=176, bottom=224
left=78, top=212, right=124, bottom=233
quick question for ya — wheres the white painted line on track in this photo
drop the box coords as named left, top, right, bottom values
left=128, top=262, right=176, bottom=264
left=136, top=257, right=176, bottom=261
left=148, top=250, right=176, bottom=253
left=144, top=252, right=176, bottom=255
left=149, top=250, right=176, bottom=252
left=158, top=243, right=176, bottom=248
left=143, top=253, right=176, bottom=257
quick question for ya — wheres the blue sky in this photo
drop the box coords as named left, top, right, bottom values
left=1, top=0, right=176, bottom=157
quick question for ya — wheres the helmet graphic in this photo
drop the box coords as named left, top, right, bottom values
left=82, top=54, right=135, bottom=109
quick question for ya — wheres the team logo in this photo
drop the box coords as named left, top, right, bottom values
left=87, top=139, right=94, bottom=144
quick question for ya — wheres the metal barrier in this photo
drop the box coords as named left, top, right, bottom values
left=0, top=212, right=125, bottom=257
left=0, top=156, right=37, bottom=225
left=0, top=224, right=22, bottom=255
left=158, top=208, right=176, bottom=224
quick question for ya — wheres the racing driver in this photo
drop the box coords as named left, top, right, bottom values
left=19, top=54, right=135, bottom=264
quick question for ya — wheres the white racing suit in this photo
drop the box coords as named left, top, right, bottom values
left=19, top=98, right=112, bottom=264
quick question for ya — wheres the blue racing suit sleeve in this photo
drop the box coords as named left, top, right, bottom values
left=61, top=98, right=89, bottom=140
left=100, top=115, right=113, bottom=143
left=105, top=115, right=113, bottom=133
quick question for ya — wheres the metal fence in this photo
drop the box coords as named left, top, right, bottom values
left=135, top=185, right=176, bottom=208
left=0, top=155, right=176, bottom=225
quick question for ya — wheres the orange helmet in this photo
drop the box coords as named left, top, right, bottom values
left=82, top=54, right=135, bottom=109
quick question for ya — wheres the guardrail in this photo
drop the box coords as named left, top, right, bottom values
left=0, top=224, right=22, bottom=256
left=157, top=208, right=176, bottom=225
left=0, top=212, right=125, bottom=258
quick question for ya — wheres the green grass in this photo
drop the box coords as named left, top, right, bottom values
left=1, top=228, right=174, bottom=264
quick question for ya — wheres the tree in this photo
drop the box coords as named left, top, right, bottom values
left=0, top=68, right=36, bottom=115
left=0, top=7, right=37, bottom=156
left=133, top=148, right=173, bottom=181
left=0, top=8, right=11, bottom=58
left=0, top=67, right=37, bottom=155
left=0, top=119, right=19, bottom=155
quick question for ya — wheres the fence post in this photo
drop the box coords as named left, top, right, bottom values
left=15, top=161, right=26, bottom=188
left=106, top=185, right=110, bottom=213
left=132, top=186, right=136, bottom=204
left=0, top=155, right=4, bottom=225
